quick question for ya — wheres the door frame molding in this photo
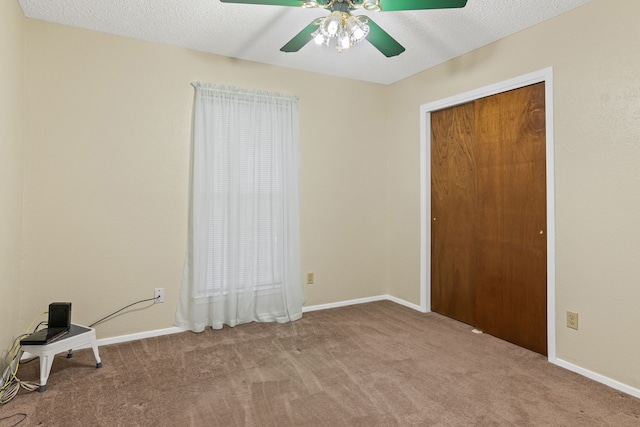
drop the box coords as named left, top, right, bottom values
left=419, top=67, right=557, bottom=361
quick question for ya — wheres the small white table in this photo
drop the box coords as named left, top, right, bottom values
left=21, top=324, right=102, bottom=392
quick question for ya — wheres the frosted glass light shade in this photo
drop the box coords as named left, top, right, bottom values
left=312, top=11, right=370, bottom=52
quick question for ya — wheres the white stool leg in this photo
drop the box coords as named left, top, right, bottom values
left=38, top=353, right=55, bottom=392
left=90, top=338, right=102, bottom=368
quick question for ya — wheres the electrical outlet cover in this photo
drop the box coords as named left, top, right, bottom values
left=154, top=288, right=165, bottom=303
left=566, top=311, right=578, bottom=330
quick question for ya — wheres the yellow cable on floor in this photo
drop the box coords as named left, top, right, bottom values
left=0, top=312, right=46, bottom=404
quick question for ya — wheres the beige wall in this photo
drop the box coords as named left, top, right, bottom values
left=0, top=0, right=25, bottom=373
left=386, top=0, right=640, bottom=389
left=21, top=19, right=389, bottom=339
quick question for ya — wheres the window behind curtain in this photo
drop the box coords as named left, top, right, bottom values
left=204, top=96, right=284, bottom=298
left=176, top=83, right=304, bottom=331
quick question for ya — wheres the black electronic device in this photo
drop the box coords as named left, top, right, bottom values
left=20, top=302, right=72, bottom=345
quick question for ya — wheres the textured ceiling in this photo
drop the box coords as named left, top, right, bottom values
left=18, top=0, right=592, bottom=85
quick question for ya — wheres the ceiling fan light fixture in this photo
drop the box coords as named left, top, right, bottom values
left=337, top=28, right=351, bottom=52
left=321, top=11, right=343, bottom=37
left=312, top=11, right=370, bottom=53
left=311, top=28, right=328, bottom=46
left=233, top=0, right=467, bottom=57
left=346, top=15, right=369, bottom=43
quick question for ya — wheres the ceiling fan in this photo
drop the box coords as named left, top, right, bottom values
left=219, top=0, right=468, bottom=57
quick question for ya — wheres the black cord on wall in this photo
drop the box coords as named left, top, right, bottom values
left=89, top=297, right=158, bottom=328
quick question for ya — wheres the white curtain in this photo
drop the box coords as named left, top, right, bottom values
left=175, top=82, right=304, bottom=332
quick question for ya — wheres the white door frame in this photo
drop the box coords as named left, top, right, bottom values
left=419, top=67, right=556, bottom=361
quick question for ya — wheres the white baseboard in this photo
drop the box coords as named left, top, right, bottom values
left=29, top=296, right=639, bottom=401
left=302, top=295, right=389, bottom=312
left=552, top=358, right=640, bottom=399
left=385, top=295, right=422, bottom=312
left=301, top=294, right=422, bottom=313
left=21, top=327, right=187, bottom=359
left=48, top=295, right=413, bottom=354
left=87, top=295, right=417, bottom=346
left=96, top=326, right=186, bottom=347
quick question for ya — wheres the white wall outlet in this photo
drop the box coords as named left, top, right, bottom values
left=154, top=288, right=165, bottom=303
left=306, top=272, right=314, bottom=285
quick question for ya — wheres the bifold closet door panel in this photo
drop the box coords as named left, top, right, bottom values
left=474, top=82, right=548, bottom=355
left=430, top=102, right=477, bottom=326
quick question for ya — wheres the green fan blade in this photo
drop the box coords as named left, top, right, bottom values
left=220, top=0, right=306, bottom=7
left=377, top=0, right=467, bottom=12
left=280, top=21, right=318, bottom=53
left=365, top=18, right=405, bottom=57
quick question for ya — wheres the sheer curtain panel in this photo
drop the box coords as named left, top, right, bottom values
left=175, top=83, right=304, bottom=332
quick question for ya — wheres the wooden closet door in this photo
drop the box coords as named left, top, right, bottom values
left=431, top=102, right=477, bottom=325
left=430, top=83, right=547, bottom=355
left=474, top=82, right=547, bottom=355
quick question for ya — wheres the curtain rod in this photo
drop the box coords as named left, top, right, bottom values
left=191, top=82, right=298, bottom=102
